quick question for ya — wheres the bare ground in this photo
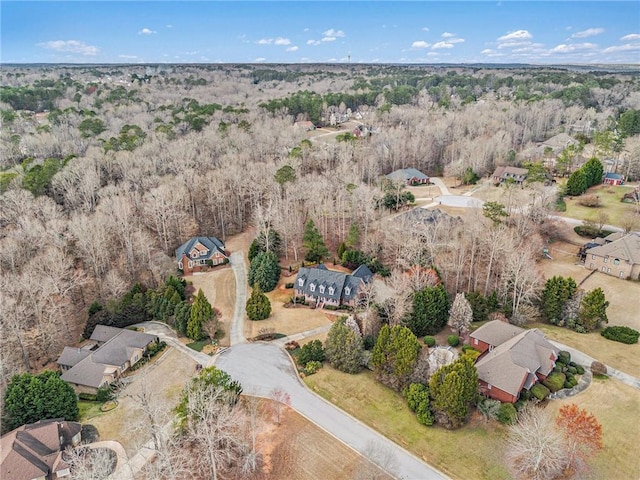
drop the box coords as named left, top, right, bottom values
left=86, top=348, right=196, bottom=456
left=264, top=405, right=391, bottom=480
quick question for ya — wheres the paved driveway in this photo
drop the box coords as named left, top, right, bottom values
left=215, top=343, right=448, bottom=480
left=228, top=252, right=248, bottom=345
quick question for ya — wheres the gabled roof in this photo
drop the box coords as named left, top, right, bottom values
left=385, top=168, right=429, bottom=182
left=57, top=346, right=91, bottom=368
left=542, top=132, right=578, bottom=150
left=175, top=236, right=226, bottom=261
left=492, top=166, right=528, bottom=180
left=603, top=172, right=625, bottom=180
left=586, top=233, right=640, bottom=265
left=60, top=327, right=158, bottom=388
left=470, top=320, right=525, bottom=346
left=1, top=420, right=80, bottom=480
left=295, top=265, right=372, bottom=303
left=475, top=329, right=559, bottom=397
left=352, top=264, right=373, bottom=279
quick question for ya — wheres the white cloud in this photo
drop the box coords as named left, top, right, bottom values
left=37, top=40, right=99, bottom=56
left=550, top=43, right=597, bottom=53
left=274, top=37, right=291, bottom=45
left=138, top=28, right=156, bottom=35
left=481, top=49, right=494, bottom=54
left=432, top=41, right=454, bottom=49
left=323, top=28, right=345, bottom=38
left=441, top=32, right=455, bottom=38
left=412, top=40, right=431, bottom=49
left=621, top=33, right=640, bottom=41
left=448, top=38, right=465, bottom=44
left=118, top=54, right=138, bottom=59
left=286, top=46, right=299, bottom=52
left=254, top=57, right=266, bottom=62
left=321, top=36, right=336, bottom=42
left=498, top=30, right=532, bottom=42
left=307, top=39, right=321, bottom=46
left=571, top=27, right=604, bottom=39
left=603, top=43, right=640, bottom=53
left=427, top=52, right=439, bottom=56
left=257, top=38, right=271, bottom=44
left=165, top=24, right=173, bottom=29
left=422, top=26, right=430, bottom=32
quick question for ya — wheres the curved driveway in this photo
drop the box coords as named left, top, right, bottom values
left=215, top=342, right=448, bottom=480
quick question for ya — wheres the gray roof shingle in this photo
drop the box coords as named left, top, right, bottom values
left=175, top=236, right=226, bottom=262
left=295, top=265, right=373, bottom=304
left=586, top=233, right=640, bottom=265
left=385, top=168, right=429, bottom=183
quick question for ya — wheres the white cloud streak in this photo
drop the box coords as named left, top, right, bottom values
left=620, top=33, right=640, bottom=41
left=571, top=27, right=604, bottom=38
left=138, top=28, right=156, bottom=35
left=37, top=40, right=99, bottom=56
left=412, top=41, right=431, bottom=49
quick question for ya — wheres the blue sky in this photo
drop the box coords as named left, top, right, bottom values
left=2, top=2, right=639, bottom=64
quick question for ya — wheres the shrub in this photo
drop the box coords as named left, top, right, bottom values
left=557, top=351, right=571, bottom=364
left=519, top=389, right=531, bottom=401
left=324, top=305, right=339, bottom=311
left=530, top=383, right=550, bottom=401
left=601, top=326, right=640, bottom=344
left=424, top=336, right=436, bottom=347
left=567, top=366, right=577, bottom=375
left=497, top=403, right=518, bottom=424
left=297, top=340, right=325, bottom=365
left=576, top=365, right=585, bottom=375
left=461, top=344, right=480, bottom=354
left=363, top=335, right=376, bottom=350
left=447, top=335, right=460, bottom=347
left=96, top=386, right=113, bottom=402
left=284, top=341, right=300, bottom=351
left=591, top=361, right=607, bottom=376
left=79, top=393, right=97, bottom=401
left=543, top=372, right=566, bottom=392
left=577, top=194, right=601, bottom=207
left=304, top=361, right=322, bottom=375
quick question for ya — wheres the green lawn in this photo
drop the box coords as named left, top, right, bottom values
left=305, top=367, right=509, bottom=480
left=78, top=401, right=104, bottom=421
left=560, top=184, right=637, bottom=227
left=186, top=339, right=211, bottom=352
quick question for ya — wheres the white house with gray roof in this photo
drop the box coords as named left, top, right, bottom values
left=58, top=325, right=158, bottom=394
left=294, top=264, right=373, bottom=309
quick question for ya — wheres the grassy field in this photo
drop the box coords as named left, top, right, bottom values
left=561, top=184, right=638, bottom=227
left=305, top=366, right=509, bottom=480
left=78, top=401, right=104, bottom=421
left=546, top=377, right=640, bottom=479
left=530, top=323, right=640, bottom=377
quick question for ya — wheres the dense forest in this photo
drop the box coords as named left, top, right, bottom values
left=1, top=63, right=639, bottom=400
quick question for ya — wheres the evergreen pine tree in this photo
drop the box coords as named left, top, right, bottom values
left=324, top=317, right=364, bottom=373
left=246, top=284, right=272, bottom=320
left=187, top=289, right=213, bottom=340
left=302, top=219, right=329, bottom=263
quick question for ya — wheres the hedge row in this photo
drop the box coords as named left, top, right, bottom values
left=601, top=326, right=639, bottom=344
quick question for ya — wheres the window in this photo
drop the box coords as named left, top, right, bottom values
left=188, top=260, right=193, bottom=268
left=344, top=287, right=351, bottom=296
left=213, top=258, right=218, bottom=265
left=591, top=254, right=596, bottom=260
left=614, top=259, right=620, bottom=265
left=601, top=266, right=606, bottom=272
left=178, top=262, right=183, bottom=270
left=589, top=263, right=594, bottom=269
left=191, top=251, right=197, bottom=258
left=487, top=384, right=492, bottom=390
left=200, top=250, right=207, bottom=257
left=607, top=268, right=611, bottom=273
left=319, top=285, right=325, bottom=294
left=473, top=338, right=478, bottom=345
left=620, top=271, right=626, bottom=278
left=603, top=257, right=608, bottom=263
left=298, top=278, right=304, bottom=287
left=310, top=283, right=316, bottom=292
left=328, top=286, right=335, bottom=295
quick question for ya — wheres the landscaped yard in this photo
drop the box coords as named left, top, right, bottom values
left=560, top=184, right=639, bottom=227
left=305, top=366, right=509, bottom=480
left=530, top=322, right=640, bottom=377
left=546, top=376, right=640, bottom=479
left=78, top=401, right=104, bottom=421
left=245, top=276, right=332, bottom=340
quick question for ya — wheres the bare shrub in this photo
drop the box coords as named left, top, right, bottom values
left=577, top=194, right=601, bottom=207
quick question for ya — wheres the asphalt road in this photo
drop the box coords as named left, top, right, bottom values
left=229, top=251, right=248, bottom=346
left=215, top=342, right=449, bottom=480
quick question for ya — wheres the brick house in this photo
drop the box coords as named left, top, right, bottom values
left=491, top=166, right=528, bottom=185
left=58, top=325, right=159, bottom=395
left=602, top=172, right=624, bottom=185
left=175, top=236, right=228, bottom=274
left=1, top=419, right=82, bottom=480
left=294, top=264, right=373, bottom=308
left=584, top=232, right=640, bottom=280
left=385, top=168, right=430, bottom=185
left=470, top=320, right=558, bottom=403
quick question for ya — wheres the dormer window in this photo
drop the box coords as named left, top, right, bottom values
left=309, top=283, right=316, bottom=292
left=191, top=251, right=198, bottom=258
left=319, top=285, right=325, bottom=294
left=328, top=286, right=335, bottom=295
left=200, top=249, right=207, bottom=257
left=344, top=287, right=351, bottom=296
left=298, top=278, right=304, bottom=287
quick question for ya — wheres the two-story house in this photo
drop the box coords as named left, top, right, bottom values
left=175, top=236, right=228, bottom=274
left=294, top=264, right=373, bottom=309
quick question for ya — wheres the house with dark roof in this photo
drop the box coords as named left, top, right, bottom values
left=603, top=172, right=625, bottom=186
left=294, top=264, right=373, bottom=309
left=584, top=233, right=640, bottom=280
left=175, top=236, right=228, bottom=274
left=58, top=325, right=159, bottom=395
left=470, top=320, right=559, bottom=403
left=491, top=166, right=528, bottom=185
left=385, top=168, right=430, bottom=185
left=1, top=419, right=82, bottom=480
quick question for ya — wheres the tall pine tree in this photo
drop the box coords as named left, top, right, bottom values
left=302, top=219, right=329, bottom=263
left=187, top=289, right=214, bottom=341
left=429, top=355, right=478, bottom=429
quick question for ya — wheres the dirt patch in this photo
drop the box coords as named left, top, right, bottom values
left=265, top=404, right=391, bottom=480
left=86, top=348, right=196, bottom=456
